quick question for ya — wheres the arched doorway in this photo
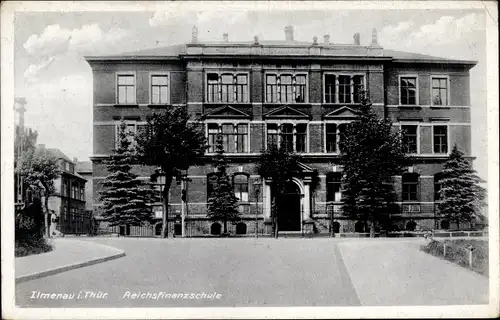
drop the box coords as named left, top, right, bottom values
left=355, top=221, right=364, bottom=233
left=211, top=222, right=222, bottom=235
left=277, top=181, right=302, bottom=231
left=236, top=223, right=247, bottom=235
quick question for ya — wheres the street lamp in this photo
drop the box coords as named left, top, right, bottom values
left=253, top=179, right=261, bottom=238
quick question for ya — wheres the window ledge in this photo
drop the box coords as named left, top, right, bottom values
left=322, top=103, right=362, bottom=106
left=397, top=105, right=422, bottom=109
left=147, top=104, right=172, bottom=108
left=114, top=103, right=139, bottom=107
left=429, top=105, right=451, bottom=109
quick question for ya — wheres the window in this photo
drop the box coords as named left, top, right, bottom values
left=151, top=176, right=166, bottom=203
left=431, top=77, right=448, bottom=106
left=233, top=174, right=248, bottom=202
left=266, top=123, right=308, bottom=152
left=338, top=75, right=351, bottom=103
left=80, top=186, right=85, bottom=201
left=324, top=74, right=364, bottom=104
left=266, top=73, right=307, bottom=103
left=325, top=75, right=336, bottom=103
left=117, top=74, right=136, bottom=104
left=325, top=123, right=337, bottom=153
left=206, top=123, right=248, bottom=153
left=401, top=125, right=418, bottom=154
left=151, top=74, right=169, bottom=104
left=61, top=179, right=68, bottom=197
left=433, top=125, right=448, bottom=154
left=206, top=73, right=248, bottom=103
left=434, top=172, right=444, bottom=201
left=115, top=122, right=137, bottom=149
left=400, top=76, right=417, bottom=105
left=402, top=173, right=419, bottom=201
left=326, top=172, right=342, bottom=202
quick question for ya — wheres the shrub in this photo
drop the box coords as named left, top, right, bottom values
left=15, top=198, right=52, bottom=257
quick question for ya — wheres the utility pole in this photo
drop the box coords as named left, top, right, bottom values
left=15, top=97, right=27, bottom=205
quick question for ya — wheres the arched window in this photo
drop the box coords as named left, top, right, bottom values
left=434, top=172, right=444, bottom=201
left=402, top=173, right=419, bottom=201
left=207, top=173, right=219, bottom=200
left=440, top=220, right=450, bottom=230
left=326, top=172, right=342, bottom=202
left=211, top=222, right=222, bottom=235
left=406, top=221, right=417, bottom=231
left=236, top=223, right=247, bottom=235
left=355, top=221, right=365, bottom=233
left=233, top=174, right=249, bottom=202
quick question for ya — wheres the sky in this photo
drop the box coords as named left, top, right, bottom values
left=12, top=4, right=490, bottom=180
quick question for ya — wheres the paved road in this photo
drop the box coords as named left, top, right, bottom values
left=16, top=238, right=360, bottom=307
left=15, top=237, right=489, bottom=308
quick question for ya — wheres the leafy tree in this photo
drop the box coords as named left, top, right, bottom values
left=135, top=107, right=207, bottom=238
left=19, top=147, right=60, bottom=237
left=15, top=125, right=38, bottom=159
left=438, top=145, right=486, bottom=230
left=99, top=121, right=155, bottom=228
left=257, top=143, right=301, bottom=238
left=206, top=134, right=241, bottom=234
left=338, top=95, right=409, bottom=237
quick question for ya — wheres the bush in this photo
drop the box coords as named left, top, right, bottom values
left=15, top=198, right=52, bottom=257
left=421, top=239, right=488, bottom=276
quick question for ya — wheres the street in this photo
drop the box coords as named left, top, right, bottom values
left=15, top=238, right=488, bottom=307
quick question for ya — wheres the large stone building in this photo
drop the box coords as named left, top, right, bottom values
left=86, top=26, right=475, bottom=236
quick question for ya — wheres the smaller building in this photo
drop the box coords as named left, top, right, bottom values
left=76, top=160, right=93, bottom=212
left=38, top=145, right=90, bottom=235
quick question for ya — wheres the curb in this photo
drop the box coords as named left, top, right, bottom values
left=16, top=245, right=126, bottom=284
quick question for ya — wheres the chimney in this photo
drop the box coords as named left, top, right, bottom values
left=73, top=157, right=78, bottom=163
left=191, top=25, right=198, bottom=43
left=312, top=36, right=318, bottom=45
left=223, top=33, right=228, bottom=42
left=371, top=28, right=379, bottom=46
left=353, top=33, right=360, bottom=45
left=253, top=35, right=259, bottom=45
left=324, top=34, right=330, bottom=45
left=284, top=25, right=294, bottom=41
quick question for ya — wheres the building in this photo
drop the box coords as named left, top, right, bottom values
left=39, top=146, right=90, bottom=235
left=76, top=161, right=94, bottom=212
left=86, top=26, right=476, bottom=236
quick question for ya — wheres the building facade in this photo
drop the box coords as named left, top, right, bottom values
left=39, top=147, right=90, bottom=235
left=86, top=26, right=475, bottom=236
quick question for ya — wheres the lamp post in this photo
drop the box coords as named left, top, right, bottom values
left=253, top=179, right=261, bottom=238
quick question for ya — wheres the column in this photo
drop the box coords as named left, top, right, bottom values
left=263, top=179, right=272, bottom=219
left=303, top=183, right=311, bottom=220
left=350, top=76, right=354, bottom=103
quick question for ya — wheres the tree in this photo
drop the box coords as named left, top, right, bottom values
left=438, top=145, right=486, bottom=230
left=206, top=134, right=241, bottom=235
left=135, top=107, right=207, bottom=238
left=19, top=147, right=60, bottom=237
left=99, top=121, right=155, bottom=228
left=257, top=143, right=302, bottom=238
left=14, top=125, right=39, bottom=202
left=338, top=94, right=409, bottom=237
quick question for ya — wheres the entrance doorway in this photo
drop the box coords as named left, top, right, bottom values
left=277, top=181, right=302, bottom=231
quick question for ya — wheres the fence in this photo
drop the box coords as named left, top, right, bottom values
left=422, top=238, right=489, bottom=276
left=57, top=211, right=94, bottom=235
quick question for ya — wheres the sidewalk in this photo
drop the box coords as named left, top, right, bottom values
left=15, top=238, right=125, bottom=283
left=338, top=238, right=489, bottom=305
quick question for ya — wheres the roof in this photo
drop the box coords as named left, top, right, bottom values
left=76, top=161, right=92, bottom=173
left=85, top=41, right=476, bottom=66
left=35, top=147, right=72, bottom=163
